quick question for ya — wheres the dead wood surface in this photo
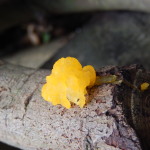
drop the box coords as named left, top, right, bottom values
left=1, top=61, right=149, bottom=150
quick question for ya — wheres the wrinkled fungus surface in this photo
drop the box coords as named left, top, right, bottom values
left=41, top=57, right=96, bottom=109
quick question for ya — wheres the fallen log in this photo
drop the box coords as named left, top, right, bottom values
left=2, top=0, right=150, bottom=32
left=0, top=61, right=149, bottom=150
left=31, top=0, right=150, bottom=14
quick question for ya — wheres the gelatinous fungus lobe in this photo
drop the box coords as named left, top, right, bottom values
left=41, top=57, right=96, bottom=109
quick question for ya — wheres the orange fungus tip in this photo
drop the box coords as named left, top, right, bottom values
left=41, top=57, right=96, bottom=109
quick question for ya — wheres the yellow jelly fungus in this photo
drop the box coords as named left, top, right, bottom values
left=41, top=57, right=96, bottom=109
left=95, top=75, right=117, bottom=85
left=140, top=82, right=149, bottom=91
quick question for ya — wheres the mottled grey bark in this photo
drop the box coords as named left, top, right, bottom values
left=42, top=12, right=150, bottom=71
left=0, top=61, right=146, bottom=149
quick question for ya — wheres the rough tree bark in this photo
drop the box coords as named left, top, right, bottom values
left=0, top=61, right=149, bottom=150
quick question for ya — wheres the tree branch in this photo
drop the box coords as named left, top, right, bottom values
left=1, top=62, right=149, bottom=150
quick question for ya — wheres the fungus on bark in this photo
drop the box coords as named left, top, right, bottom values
left=41, top=57, right=96, bottom=109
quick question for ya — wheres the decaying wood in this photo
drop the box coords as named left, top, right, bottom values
left=0, top=61, right=149, bottom=150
